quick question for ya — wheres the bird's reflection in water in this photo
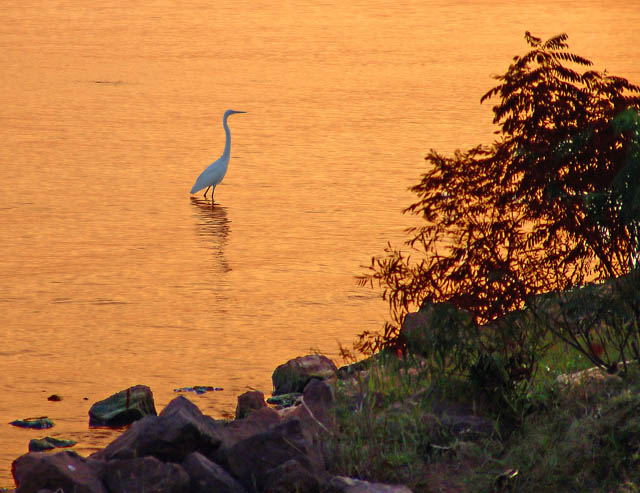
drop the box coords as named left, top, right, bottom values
left=190, top=196, right=231, bottom=273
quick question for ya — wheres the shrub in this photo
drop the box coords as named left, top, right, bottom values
left=358, top=32, right=640, bottom=385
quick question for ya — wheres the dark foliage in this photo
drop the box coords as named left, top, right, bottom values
left=358, top=33, right=640, bottom=361
left=530, top=268, right=640, bottom=374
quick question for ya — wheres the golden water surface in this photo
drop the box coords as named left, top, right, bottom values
left=1, top=0, right=639, bottom=484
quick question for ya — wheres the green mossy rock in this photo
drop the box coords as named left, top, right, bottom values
left=89, top=385, right=157, bottom=427
left=29, top=436, right=77, bottom=452
left=10, top=417, right=54, bottom=429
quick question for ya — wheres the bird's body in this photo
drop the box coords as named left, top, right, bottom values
left=190, top=109, right=246, bottom=203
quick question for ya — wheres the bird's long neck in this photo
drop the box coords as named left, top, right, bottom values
left=222, top=115, right=232, bottom=160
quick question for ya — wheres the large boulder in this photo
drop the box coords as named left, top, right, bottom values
left=12, top=450, right=107, bottom=493
left=182, top=452, right=247, bottom=493
left=91, top=396, right=223, bottom=463
left=399, top=301, right=474, bottom=357
left=235, top=390, right=267, bottom=419
left=89, top=385, right=156, bottom=427
left=272, top=355, right=337, bottom=395
left=104, top=456, right=190, bottom=493
left=222, top=417, right=325, bottom=491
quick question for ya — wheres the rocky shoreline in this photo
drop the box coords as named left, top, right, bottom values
left=6, top=355, right=412, bottom=493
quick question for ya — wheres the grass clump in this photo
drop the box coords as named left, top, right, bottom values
left=325, top=344, right=640, bottom=492
left=473, top=363, right=640, bottom=492
left=326, top=350, right=501, bottom=491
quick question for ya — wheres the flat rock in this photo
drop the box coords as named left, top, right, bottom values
left=272, top=355, right=337, bottom=395
left=174, top=386, right=223, bottom=394
left=28, top=437, right=77, bottom=452
left=89, top=385, right=156, bottom=427
left=266, top=393, right=301, bottom=408
left=10, top=417, right=54, bottom=430
left=12, top=450, right=107, bottom=493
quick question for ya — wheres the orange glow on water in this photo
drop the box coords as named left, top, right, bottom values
left=1, top=0, right=639, bottom=485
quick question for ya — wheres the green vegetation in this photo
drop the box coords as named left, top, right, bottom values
left=326, top=343, right=640, bottom=492
left=358, top=32, right=640, bottom=373
left=328, top=32, right=640, bottom=491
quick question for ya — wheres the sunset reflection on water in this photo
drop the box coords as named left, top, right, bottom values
left=1, top=0, right=639, bottom=484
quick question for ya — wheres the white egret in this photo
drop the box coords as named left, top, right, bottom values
left=190, top=109, right=246, bottom=204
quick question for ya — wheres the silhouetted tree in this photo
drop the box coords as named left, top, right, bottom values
left=359, top=32, right=640, bottom=355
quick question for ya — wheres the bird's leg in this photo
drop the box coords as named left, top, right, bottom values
left=203, top=186, right=211, bottom=199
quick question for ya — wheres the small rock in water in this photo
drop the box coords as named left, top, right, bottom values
left=173, top=386, right=223, bottom=394
left=29, top=436, right=77, bottom=452
left=10, top=416, right=54, bottom=429
left=47, top=394, right=63, bottom=401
